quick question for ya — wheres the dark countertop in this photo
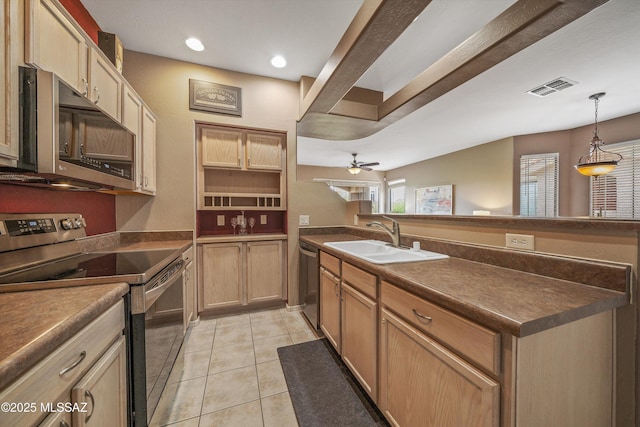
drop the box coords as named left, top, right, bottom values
left=0, top=283, right=129, bottom=390
left=0, top=231, right=194, bottom=391
left=301, top=233, right=629, bottom=337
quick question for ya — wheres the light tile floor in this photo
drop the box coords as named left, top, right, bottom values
left=150, top=307, right=318, bottom=427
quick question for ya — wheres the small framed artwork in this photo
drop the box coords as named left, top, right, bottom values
left=189, top=79, right=242, bottom=116
left=415, top=185, right=453, bottom=215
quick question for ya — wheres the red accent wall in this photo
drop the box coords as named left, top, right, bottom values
left=197, top=210, right=286, bottom=236
left=0, top=184, right=116, bottom=235
left=59, top=0, right=101, bottom=43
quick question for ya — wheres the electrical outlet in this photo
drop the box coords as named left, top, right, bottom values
left=260, top=214, right=267, bottom=225
left=299, top=215, right=310, bottom=226
left=505, top=233, right=535, bottom=250
left=216, top=215, right=225, bottom=226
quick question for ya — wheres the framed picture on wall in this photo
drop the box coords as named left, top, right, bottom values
left=189, top=79, right=242, bottom=116
left=415, top=185, right=453, bottom=215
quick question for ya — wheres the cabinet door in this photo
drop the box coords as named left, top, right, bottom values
left=122, top=84, right=143, bottom=189
left=341, top=283, right=377, bottom=401
left=71, top=335, right=127, bottom=427
left=88, top=47, right=122, bottom=121
left=25, top=0, right=89, bottom=94
left=246, top=132, right=282, bottom=170
left=200, top=127, right=243, bottom=168
left=320, top=267, right=341, bottom=353
left=141, top=105, right=157, bottom=193
left=379, top=309, right=499, bottom=427
left=199, top=243, right=243, bottom=310
left=0, top=0, right=18, bottom=164
left=247, top=240, right=283, bottom=303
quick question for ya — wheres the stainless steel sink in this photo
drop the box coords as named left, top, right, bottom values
left=324, top=240, right=448, bottom=264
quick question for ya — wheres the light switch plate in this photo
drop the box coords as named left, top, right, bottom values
left=299, top=215, right=310, bottom=226
left=505, top=233, right=535, bottom=250
left=260, top=214, right=267, bottom=225
left=217, top=215, right=225, bottom=226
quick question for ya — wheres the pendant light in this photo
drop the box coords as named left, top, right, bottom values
left=575, top=92, right=622, bottom=177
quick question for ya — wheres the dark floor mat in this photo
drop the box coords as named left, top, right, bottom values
left=278, top=339, right=388, bottom=427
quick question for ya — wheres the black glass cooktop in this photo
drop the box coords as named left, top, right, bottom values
left=0, top=249, right=179, bottom=286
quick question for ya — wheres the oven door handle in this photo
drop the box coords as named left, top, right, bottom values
left=131, top=260, right=184, bottom=314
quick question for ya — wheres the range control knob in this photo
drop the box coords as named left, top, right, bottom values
left=73, top=218, right=84, bottom=229
left=60, top=218, right=73, bottom=230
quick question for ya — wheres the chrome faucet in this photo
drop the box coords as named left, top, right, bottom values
left=366, top=216, right=401, bottom=247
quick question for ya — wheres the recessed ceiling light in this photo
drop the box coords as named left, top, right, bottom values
left=185, top=37, right=204, bottom=52
left=270, top=55, right=287, bottom=68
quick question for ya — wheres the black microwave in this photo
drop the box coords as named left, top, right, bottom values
left=0, top=67, right=135, bottom=190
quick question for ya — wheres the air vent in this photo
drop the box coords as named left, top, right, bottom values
left=527, top=77, right=578, bottom=97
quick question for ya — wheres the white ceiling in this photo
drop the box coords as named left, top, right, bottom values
left=81, top=0, right=640, bottom=171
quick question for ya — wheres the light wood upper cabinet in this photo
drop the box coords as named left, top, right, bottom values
left=25, top=0, right=89, bottom=94
left=141, top=105, right=157, bottom=193
left=246, top=132, right=282, bottom=170
left=201, top=127, right=243, bottom=168
left=88, top=47, right=121, bottom=121
left=247, top=240, right=284, bottom=303
left=71, top=335, right=127, bottom=427
left=379, top=308, right=500, bottom=427
left=0, top=0, right=18, bottom=165
left=122, top=85, right=156, bottom=194
left=197, top=123, right=287, bottom=210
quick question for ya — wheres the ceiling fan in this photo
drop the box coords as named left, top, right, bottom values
left=347, top=153, right=379, bottom=175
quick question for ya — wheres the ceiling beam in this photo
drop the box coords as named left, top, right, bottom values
left=298, top=0, right=433, bottom=120
left=297, top=0, right=609, bottom=140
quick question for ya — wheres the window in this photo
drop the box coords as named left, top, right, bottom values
left=520, top=153, right=559, bottom=217
left=590, top=139, right=640, bottom=218
left=388, top=179, right=406, bottom=213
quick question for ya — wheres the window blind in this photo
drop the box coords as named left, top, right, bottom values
left=590, top=139, right=640, bottom=218
left=520, top=153, right=559, bottom=217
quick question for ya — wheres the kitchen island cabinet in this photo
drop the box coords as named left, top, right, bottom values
left=380, top=307, right=499, bottom=427
left=319, top=252, right=378, bottom=401
left=197, top=235, right=287, bottom=315
left=302, top=231, right=627, bottom=427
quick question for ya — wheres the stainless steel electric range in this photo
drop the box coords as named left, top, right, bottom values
left=0, top=213, right=186, bottom=426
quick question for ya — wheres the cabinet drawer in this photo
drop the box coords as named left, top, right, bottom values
left=0, top=300, right=124, bottom=426
left=320, top=251, right=340, bottom=276
left=381, top=281, right=500, bottom=375
left=342, top=262, right=376, bottom=299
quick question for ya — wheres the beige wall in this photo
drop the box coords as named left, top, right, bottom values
left=384, top=137, right=514, bottom=215
left=116, top=50, right=302, bottom=303
left=513, top=112, right=640, bottom=217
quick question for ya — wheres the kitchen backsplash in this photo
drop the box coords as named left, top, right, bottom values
left=197, top=210, right=286, bottom=236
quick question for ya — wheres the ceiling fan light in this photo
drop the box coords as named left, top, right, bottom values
left=348, top=166, right=361, bottom=175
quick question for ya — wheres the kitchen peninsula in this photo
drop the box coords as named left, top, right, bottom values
left=300, top=215, right=633, bottom=427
